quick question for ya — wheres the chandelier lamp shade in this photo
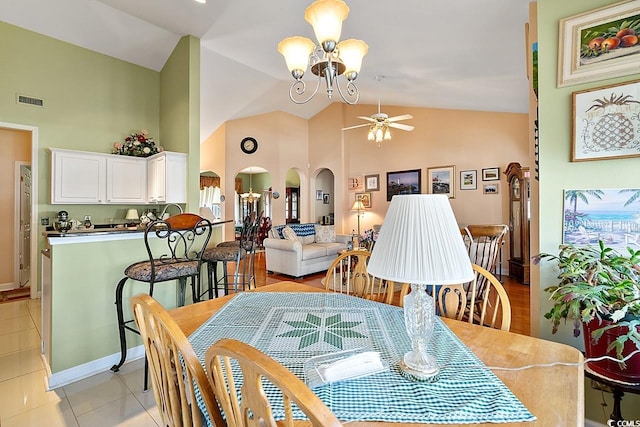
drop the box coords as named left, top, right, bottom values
left=278, top=0, right=368, bottom=105
left=367, top=195, right=474, bottom=380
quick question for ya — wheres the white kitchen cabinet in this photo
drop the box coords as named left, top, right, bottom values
left=106, top=156, right=147, bottom=203
left=51, top=148, right=106, bottom=204
left=147, top=151, right=187, bottom=203
left=51, top=148, right=186, bottom=205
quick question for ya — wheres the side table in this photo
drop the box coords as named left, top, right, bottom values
left=585, top=364, right=640, bottom=422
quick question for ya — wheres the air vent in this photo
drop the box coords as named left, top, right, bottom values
left=16, top=94, right=44, bottom=107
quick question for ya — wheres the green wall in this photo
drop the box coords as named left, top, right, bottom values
left=0, top=22, right=203, bottom=292
left=160, top=35, right=201, bottom=213
left=538, top=0, right=640, bottom=422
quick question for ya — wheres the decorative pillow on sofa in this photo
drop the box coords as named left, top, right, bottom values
left=315, top=225, right=336, bottom=243
left=282, top=226, right=302, bottom=243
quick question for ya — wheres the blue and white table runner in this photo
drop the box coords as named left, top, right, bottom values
left=189, top=292, right=535, bottom=424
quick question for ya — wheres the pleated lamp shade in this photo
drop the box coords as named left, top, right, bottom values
left=367, top=195, right=474, bottom=285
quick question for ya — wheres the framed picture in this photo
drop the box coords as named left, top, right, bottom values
left=316, top=190, right=323, bottom=200
left=563, top=188, right=640, bottom=251
left=348, top=176, right=364, bottom=192
left=323, top=193, right=330, bottom=204
left=572, top=79, right=640, bottom=161
left=355, top=192, right=372, bottom=208
left=364, top=174, right=380, bottom=191
left=483, top=183, right=499, bottom=195
left=427, top=165, right=455, bottom=199
left=558, top=1, right=640, bottom=87
left=460, top=170, right=477, bottom=190
left=482, top=167, right=500, bottom=181
left=386, top=169, right=421, bottom=201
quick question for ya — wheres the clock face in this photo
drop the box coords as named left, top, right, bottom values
left=241, top=137, right=258, bottom=154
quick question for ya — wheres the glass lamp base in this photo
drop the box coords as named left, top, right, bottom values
left=399, top=360, right=440, bottom=381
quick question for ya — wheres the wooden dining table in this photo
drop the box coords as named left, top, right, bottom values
left=169, top=281, right=584, bottom=426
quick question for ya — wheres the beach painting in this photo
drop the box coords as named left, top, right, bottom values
left=563, top=188, right=640, bottom=250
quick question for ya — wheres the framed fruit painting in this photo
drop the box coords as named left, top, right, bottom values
left=558, top=0, right=640, bottom=87
left=572, top=79, right=640, bottom=161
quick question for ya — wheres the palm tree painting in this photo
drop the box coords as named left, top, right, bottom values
left=563, top=188, right=640, bottom=249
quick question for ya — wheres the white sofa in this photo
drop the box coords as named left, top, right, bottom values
left=263, top=223, right=350, bottom=278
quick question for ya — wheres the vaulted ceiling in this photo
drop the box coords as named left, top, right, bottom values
left=1, top=0, right=532, bottom=141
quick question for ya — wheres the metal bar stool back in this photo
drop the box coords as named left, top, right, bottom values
left=201, top=212, right=256, bottom=299
left=111, top=213, right=212, bottom=377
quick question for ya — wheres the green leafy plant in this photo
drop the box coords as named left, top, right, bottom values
left=536, top=241, right=640, bottom=359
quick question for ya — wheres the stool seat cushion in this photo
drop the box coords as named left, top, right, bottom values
left=203, top=246, right=246, bottom=262
left=217, top=241, right=240, bottom=247
left=125, top=259, right=199, bottom=283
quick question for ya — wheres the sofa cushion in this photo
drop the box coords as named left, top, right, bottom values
left=315, top=242, right=345, bottom=257
left=302, top=234, right=316, bottom=245
left=282, top=226, right=300, bottom=242
left=315, top=225, right=336, bottom=243
left=268, top=228, right=281, bottom=239
left=274, top=223, right=316, bottom=239
left=301, top=244, right=328, bottom=260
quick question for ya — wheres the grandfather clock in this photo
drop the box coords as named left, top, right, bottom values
left=505, top=162, right=530, bottom=285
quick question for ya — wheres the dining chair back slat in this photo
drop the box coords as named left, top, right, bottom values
left=323, top=250, right=395, bottom=304
left=205, top=338, right=343, bottom=427
left=130, top=294, right=225, bottom=427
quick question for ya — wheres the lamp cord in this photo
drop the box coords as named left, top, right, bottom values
left=439, top=349, right=640, bottom=373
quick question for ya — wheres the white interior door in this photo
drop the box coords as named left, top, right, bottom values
left=19, top=164, right=31, bottom=287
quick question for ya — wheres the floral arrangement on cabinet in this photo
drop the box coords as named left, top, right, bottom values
left=112, top=129, right=162, bottom=157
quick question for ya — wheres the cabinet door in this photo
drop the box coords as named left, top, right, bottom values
left=147, top=152, right=186, bottom=203
left=51, top=149, right=106, bottom=204
left=106, top=156, right=147, bottom=203
left=147, top=155, right=166, bottom=203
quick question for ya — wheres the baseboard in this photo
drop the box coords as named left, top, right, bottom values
left=45, top=345, right=145, bottom=390
left=0, top=282, right=17, bottom=291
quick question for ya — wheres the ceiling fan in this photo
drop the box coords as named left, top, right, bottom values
left=342, top=98, right=414, bottom=146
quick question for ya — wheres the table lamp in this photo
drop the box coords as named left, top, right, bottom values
left=125, top=209, right=139, bottom=222
left=367, top=195, right=474, bottom=380
left=351, top=199, right=366, bottom=243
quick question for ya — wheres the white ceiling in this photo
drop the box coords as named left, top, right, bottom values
left=0, top=0, right=532, bottom=142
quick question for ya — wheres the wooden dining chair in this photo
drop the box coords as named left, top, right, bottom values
left=323, top=250, right=395, bottom=304
left=205, top=338, right=343, bottom=427
left=399, top=264, right=512, bottom=331
left=130, top=294, right=225, bottom=427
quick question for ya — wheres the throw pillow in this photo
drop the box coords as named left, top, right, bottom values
left=282, top=226, right=298, bottom=241
left=315, top=225, right=336, bottom=243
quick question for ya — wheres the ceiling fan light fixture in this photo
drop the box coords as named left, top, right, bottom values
left=279, top=0, right=366, bottom=105
left=384, top=127, right=391, bottom=140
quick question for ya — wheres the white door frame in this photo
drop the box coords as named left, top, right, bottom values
left=1, top=121, right=39, bottom=299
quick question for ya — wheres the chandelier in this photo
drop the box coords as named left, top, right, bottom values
left=278, top=0, right=368, bottom=105
left=241, top=169, right=261, bottom=203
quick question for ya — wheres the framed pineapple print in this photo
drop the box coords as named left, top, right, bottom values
left=572, top=79, right=640, bottom=161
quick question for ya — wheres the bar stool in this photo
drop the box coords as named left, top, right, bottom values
left=200, top=212, right=258, bottom=299
left=111, top=213, right=212, bottom=379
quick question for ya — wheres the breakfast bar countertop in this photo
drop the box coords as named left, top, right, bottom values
left=43, top=218, right=232, bottom=239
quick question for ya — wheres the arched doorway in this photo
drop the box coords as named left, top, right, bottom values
left=285, top=168, right=301, bottom=224
left=314, top=168, right=335, bottom=225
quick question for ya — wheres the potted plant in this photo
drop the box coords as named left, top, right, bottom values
left=537, top=241, right=640, bottom=382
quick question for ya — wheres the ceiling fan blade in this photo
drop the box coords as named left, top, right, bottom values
left=357, top=116, right=376, bottom=123
left=389, top=122, right=415, bottom=131
left=342, top=123, right=370, bottom=131
left=387, top=114, right=413, bottom=122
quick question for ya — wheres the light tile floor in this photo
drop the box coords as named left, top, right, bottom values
left=0, top=298, right=159, bottom=426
